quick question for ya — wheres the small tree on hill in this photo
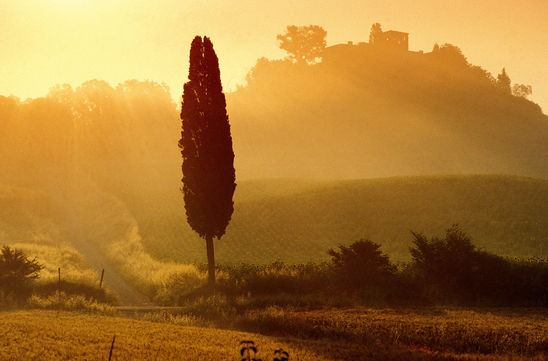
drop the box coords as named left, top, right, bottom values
left=179, top=36, right=236, bottom=289
left=512, top=84, right=532, bottom=99
left=436, top=44, right=468, bottom=65
left=496, top=68, right=511, bottom=93
left=277, top=25, right=327, bottom=64
left=369, top=23, right=383, bottom=45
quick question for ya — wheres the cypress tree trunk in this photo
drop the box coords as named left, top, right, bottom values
left=206, top=235, right=215, bottom=290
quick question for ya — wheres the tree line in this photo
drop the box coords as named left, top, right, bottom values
left=3, top=225, right=546, bottom=307
left=213, top=225, right=547, bottom=307
left=0, top=79, right=179, bottom=191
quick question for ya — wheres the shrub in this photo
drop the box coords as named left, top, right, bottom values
left=328, top=240, right=396, bottom=292
left=410, top=225, right=477, bottom=302
left=409, top=225, right=548, bottom=306
left=0, top=245, right=43, bottom=302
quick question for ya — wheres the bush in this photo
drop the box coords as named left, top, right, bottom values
left=410, top=225, right=477, bottom=303
left=0, top=245, right=43, bottom=302
left=409, top=225, right=548, bottom=306
left=328, top=240, right=396, bottom=292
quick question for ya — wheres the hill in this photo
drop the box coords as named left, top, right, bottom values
left=121, top=174, right=548, bottom=264
left=2, top=175, right=546, bottom=268
left=227, top=43, right=548, bottom=179
left=2, top=42, right=548, bottom=185
left=2, top=175, right=547, bottom=301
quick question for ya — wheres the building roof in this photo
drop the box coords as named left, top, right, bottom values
left=383, top=30, right=408, bottom=35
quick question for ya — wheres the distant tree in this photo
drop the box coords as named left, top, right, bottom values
left=512, top=84, right=532, bottom=99
left=409, top=225, right=512, bottom=304
left=328, top=239, right=395, bottom=290
left=369, top=23, right=383, bottom=45
left=179, top=36, right=236, bottom=289
left=432, top=43, right=440, bottom=53
left=47, top=84, right=75, bottom=107
left=496, top=68, right=511, bottom=93
left=0, top=246, right=43, bottom=301
left=436, top=44, right=468, bottom=65
left=277, top=25, right=327, bottom=64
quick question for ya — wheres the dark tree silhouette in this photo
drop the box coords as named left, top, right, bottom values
left=512, top=83, right=532, bottom=99
left=497, top=68, right=511, bottom=93
left=369, top=23, right=383, bottom=45
left=179, top=36, right=236, bottom=289
left=277, top=25, right=327, bottom=64
left=0, top=246, right=43, bottom=301
left=328, top=239, right=395, bottom=290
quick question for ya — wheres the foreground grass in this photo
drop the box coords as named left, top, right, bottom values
left=138, top=301, right=548, bottom=360
left=237, top=307, right=548, bottom=356
left=0, top=310, right=376, bottom=361
left=2, top=306, right=542, bottom=360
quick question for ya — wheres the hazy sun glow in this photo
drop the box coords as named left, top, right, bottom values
left=1, top=0, right=547, bottom=110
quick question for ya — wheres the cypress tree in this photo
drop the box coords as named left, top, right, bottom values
left=496, top=68, right=511, bottom=94
left=179, top=36, right=236, bottom=289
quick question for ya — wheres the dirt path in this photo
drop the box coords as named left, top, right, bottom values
left=62, top=182, right=152, bottom=306
left=70, top=236, right=151, bottom=306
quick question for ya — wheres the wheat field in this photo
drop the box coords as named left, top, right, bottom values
left=0, top=309, right=546, bottom=361
left=0, top=310, right=363, bottom=361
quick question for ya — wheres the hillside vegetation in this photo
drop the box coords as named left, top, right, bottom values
left=2, top=175, right=546, bottom=275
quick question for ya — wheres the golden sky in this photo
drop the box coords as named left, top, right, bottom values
left=1, top=0, right=547, bottom=111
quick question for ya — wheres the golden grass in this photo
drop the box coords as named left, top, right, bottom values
left=26, top=293, right=116, bottom=314
left=0, top=309, right=546, bottom=361
left=241, top=307, right=548, bottom=356
left=0, top=310, right=362, bottom=361
left=142, top=304, right=548, bottom=360
left=2, top=305, right=548, bottom=361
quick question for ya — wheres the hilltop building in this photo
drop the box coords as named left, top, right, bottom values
left=323, top=28, right=418, bottom=61
left=376, top=30, right=408, bottom=51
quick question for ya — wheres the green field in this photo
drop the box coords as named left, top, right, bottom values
left=122, top=174, right=548, bottom=264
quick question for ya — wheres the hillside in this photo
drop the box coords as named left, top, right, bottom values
left=2, top=44, right=548, bottom=185
left=228, top=44, right=548, bottom=179
left=2, top=174, right=546, bottom=269
left=0, top=181, right=201, bottom=302
left=121, top=175, right=548, bottom=264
